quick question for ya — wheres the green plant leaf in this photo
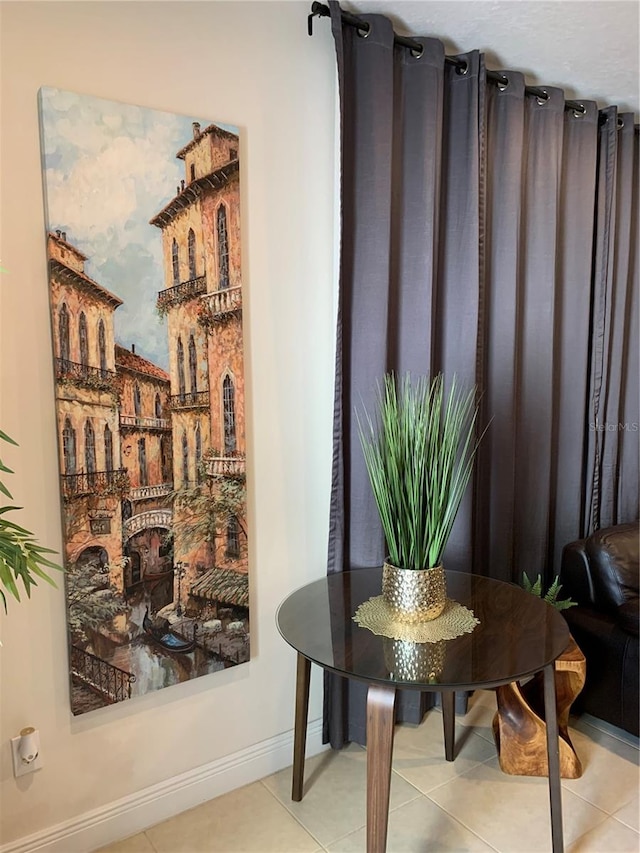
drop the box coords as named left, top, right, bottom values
left=358, top=372, right=485, bottom=570
left=522, top=572, right=577, bottom=610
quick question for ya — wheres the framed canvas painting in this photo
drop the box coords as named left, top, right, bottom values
left=38, top=88, right=248, bottom=714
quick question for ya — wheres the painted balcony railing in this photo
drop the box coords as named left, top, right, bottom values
left=206, top=456, right=246, bottom=477
left=157, top=275, right=207, bottom=311
left=61, top=468, right=129, bottom=499
left=119, top=414, right=170, bottom=431
left=123, top=508, right=173, bottom=540
left=129, top=483, right=173, bottom=501
left=202, top=286, right=242, bottom=318
left=170, top=389, right=210, bottom=410
left=70, top=646, right=136, bottom=705
left=55, top=358, right=118, bottom=391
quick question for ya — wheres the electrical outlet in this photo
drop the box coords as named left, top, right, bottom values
left=11, top=729, right=43, bottom=778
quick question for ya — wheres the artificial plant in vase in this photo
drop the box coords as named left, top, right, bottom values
left=358, top=372, right=482, bottom=623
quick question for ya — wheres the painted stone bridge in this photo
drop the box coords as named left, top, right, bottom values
left=123, top=509, right=173, bottom=541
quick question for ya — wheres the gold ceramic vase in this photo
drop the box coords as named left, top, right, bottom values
left=382, top=562, right=446, bottom=623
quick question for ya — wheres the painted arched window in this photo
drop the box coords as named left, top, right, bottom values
left=62, top=418, right=76, bottom=474
left=98, top=319, right=107, bottom=376
left=59, top=304, right=70, bottom=364
left=188, top=335, right=197, bottom=396
left=226, top=516, right=240, bottom=559
left=216, top=204, right=229, bottom=290
left=84, top=420, right=96, bottom=484
left=177, top=337, right=186, bottom=399
left=181, top=430, right=189, bottom=486
left=138, top=437, right=148, bottom=487
left=104, top=424, right=113, bottom=472
left=79, top=312, right=89, bottom=367
left=223, top=374, right=236, bottom=455
left=172, top=238, right=179, bottom=285
left=188, top=228, right=197, bottom=279
left=160, top=435, right=172, bottom=484
left=134, top=383, right=142, bottom=418
left=155, top=393, right=162, bottom=420
left=194, top=421, right=202, bottom=479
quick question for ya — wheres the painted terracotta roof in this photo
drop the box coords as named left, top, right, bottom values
left=176, top=123, right=239, bottom=160
left=48, top=231, right=88, bottom=261
left=190, top=567, right=249, bottom=608
left=115, top=344, right=170, bottom=383
left=149, top=161, right=239, bottom=229
left=49, top=259, right=123, bottom=309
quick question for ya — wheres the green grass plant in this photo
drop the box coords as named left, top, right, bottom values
left=358, top=373, right=482, bottom=570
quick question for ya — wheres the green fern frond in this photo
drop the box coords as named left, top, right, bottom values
left=522, top=572, right=576, bottom=611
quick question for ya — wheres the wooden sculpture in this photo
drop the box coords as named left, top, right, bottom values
left=493, top=636, right=586, bottom=778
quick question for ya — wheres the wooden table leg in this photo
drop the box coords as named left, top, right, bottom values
left=544, top=663, right=564, bottom=853
left=441, top=691, right=455, bottom=761
left=366, top=684, right=397, bottom=853
left=292, top=653, right=311, bottom=801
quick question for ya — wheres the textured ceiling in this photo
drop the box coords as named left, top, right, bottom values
left=340, top=1, right=639, bottom=118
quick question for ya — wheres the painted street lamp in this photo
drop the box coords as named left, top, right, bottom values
left=175, top=561, right=188, bottom=616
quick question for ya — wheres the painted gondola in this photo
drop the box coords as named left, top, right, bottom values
left=143, top=608, right=197, bottom=653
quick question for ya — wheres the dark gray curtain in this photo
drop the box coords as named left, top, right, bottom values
left=325, top=2, right=639, bottom=748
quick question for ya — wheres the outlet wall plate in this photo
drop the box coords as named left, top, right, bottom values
left=11, top=731, right=43, bottom=777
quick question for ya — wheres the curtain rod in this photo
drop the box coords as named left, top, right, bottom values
left=308, top=1, right=590, bottom=118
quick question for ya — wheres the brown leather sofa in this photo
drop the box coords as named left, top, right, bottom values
left=559, top=522, right=639, bottom=736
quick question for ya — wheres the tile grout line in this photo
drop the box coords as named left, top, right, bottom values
left=609, top=813, right=640, bottom=835
left=564, top=807, right=616, bottom=852
left=142, top=831, right=159, bottom=852
left=425, top=797, right=503, bottom=853
left=391, top=748, right=498, bottom=799
left=560, top=782, right=636, bottom=817
left=257, top=778, right=333, bottom=850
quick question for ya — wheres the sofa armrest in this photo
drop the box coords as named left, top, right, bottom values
left=618, top=599, right=640, bottom=637
left=560, top=540, right=595, bottom=607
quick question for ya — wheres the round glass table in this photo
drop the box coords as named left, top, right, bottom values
left=277, top=568, right=570, bottom=853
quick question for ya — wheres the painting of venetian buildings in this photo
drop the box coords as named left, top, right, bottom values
left=39, top=89, right=248, bottom=715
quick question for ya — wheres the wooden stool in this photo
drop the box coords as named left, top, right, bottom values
left=493, top=635, right=586, bottom=778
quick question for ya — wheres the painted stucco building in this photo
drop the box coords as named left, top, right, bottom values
left=151, top=121, right=248, bottom=615
left=48, top=230, right=128, bottom=594
left=115, top=344, right=173, bottom=593
left=48, top=232, right=176, bottom=602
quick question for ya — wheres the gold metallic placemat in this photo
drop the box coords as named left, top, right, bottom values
left=353, top=596, right=479, bottom=642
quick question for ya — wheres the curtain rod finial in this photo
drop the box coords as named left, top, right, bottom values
left=308, top=2, right=330, bottom=37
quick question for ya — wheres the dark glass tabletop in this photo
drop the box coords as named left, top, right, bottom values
left=277, top=568, right=570, bottom=691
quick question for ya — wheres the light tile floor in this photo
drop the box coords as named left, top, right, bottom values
left=98, top=691, right=639, bottom=853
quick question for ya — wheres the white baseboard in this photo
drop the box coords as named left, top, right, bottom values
left=1, top=719, right=328, bottom=853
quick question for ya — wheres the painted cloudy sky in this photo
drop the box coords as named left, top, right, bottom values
left=39, top=87, right=238, bottom=371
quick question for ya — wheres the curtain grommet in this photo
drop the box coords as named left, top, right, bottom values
left=618, top=117, right=624, bottom=130
left=572, top=104, right=586, bottom=118
left=455, top=60, right=469, bottom=75
left=357, top=22, right=371, bottom=38
left=410, top=44, right=424, bottom=59
left=497, top=74, right=509, bottom=92
left=536, top=89, right=550, bottom=106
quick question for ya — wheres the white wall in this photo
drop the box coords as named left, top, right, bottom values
left=0, top=1, right=336, bottom=847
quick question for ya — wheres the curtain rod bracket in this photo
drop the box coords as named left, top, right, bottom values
left=308, top=1, right=329, bottom=37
